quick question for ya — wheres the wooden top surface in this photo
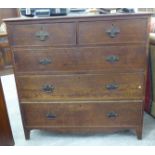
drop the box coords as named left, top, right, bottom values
left=3, top=13, right=152, bottom=23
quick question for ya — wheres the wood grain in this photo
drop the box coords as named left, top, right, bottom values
left=8, top=23, right=76, bottom=46
left=13, top=46, right=146, bottom=73
left=22, top=102, right=142, bottom=127
left=79, top=19, right=147, bottom=45
left=16, top=73, right=144, bottom=102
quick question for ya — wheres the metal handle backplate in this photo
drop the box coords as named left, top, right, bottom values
left=106, top=55, right=119, bottom=63
left=106, top=24, right=120, bottom=38
left=39, top=58, right=52, bottom=65
left=46, top=112, right=56, bottom=120
left=42, top=84, right=55, bottom=93
left=107, top=111, right=118, bottom=118
left=105, top=83, right=118, bottom=90
left=35, top=27, right=49, bottom=41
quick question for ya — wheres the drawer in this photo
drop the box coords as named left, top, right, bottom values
left=16, top=73, right=144, bottom=102
left=13, top=46, right=146, bottom=73
left=8, top=23, right=76, bottom=46
left=79, top=19, right=147, bottom=45
left=21, top=102, right=142, bottom=127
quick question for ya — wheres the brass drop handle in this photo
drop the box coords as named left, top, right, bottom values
left=42, top=84, right=55, bottom=93
left=107, top=111, right=118, bottom=118
left=106, top=24, right=120, bottom=38
left=39, top=58, right=52, bottom=65
left=105, top=83, right=119, bottom=90
left=46, top=112, right=56, bottom=120
left=35, top=26, right=49, bottom=41
left=106, top=55, right=119, bottom=63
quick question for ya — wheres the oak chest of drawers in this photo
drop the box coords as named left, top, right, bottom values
left=4, top=13, right=151, bottom=140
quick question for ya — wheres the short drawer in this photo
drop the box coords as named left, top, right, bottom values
left=79, top=19, right=147, bottom=45
left=8, top=22, right=76, bottom=46
left=13, top=46, right=146, bottom=73
left=16, top=73, right=144, bottom=102
left=21, top=102, right=142, bottom=127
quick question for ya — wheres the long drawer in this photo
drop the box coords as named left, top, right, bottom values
left=7, top=22, right=76, bottom=46
left=21, top=102, right=142, bottom=127
left=79, top=19, right=147, bottom=45
left=13, top=46, right=146, bottom=73
left=16, top=73, right=144, bottom=102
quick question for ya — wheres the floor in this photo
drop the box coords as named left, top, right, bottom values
left=1, top=74, right=155, bottom=146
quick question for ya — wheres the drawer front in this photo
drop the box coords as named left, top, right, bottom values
left=16, top=73, right=144, bottom=102
left=22, top=102, right=142, bottom=127
left=13, top=46, right=146, bottom=73
left=8, top=23, right=76, bottom=46
left=79, top=19, right=147, bottom=45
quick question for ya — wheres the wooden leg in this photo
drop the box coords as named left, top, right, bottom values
left=135, top=127, right=142, bottom=140
left=24, top=128, right=30, bottom=140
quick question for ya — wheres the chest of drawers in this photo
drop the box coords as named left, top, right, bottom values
left=4, top=13, right=150, bottom=140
